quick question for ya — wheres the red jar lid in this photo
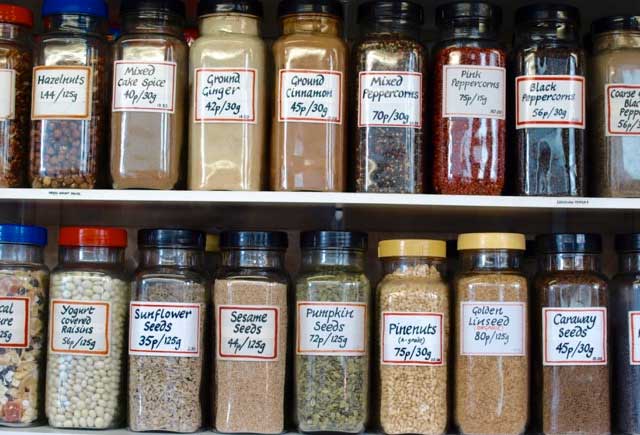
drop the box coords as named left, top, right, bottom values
left=0, top=4, right=33, bottom=28
left=59, top=227, right=128, bottom=248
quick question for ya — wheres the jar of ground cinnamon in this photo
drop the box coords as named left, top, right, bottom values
left=271, top=0, right=348, bottom=192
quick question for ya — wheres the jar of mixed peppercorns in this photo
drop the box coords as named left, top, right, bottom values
left=432, top=1, right=506, bottom=196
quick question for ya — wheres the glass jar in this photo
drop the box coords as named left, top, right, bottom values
left=432, top=2, right=506, bottom=196
left=513, top=5, right=585, bottom=197
left=590, top=17, right=640, bottom=197
left=45, top=227, right=129, bottom=429
left=295, top=231, right=370, bottom=433
left=352, top=1, right=425, bottom=194
left=0, top=225, right=48, bottom=427
left=377, top=240, right=449, bottom=435
left=111, top=0, right=187, bottom=190
left=534, top=234, right=610, bottom=435
left=454, top=233, right=529, bottom=435
left=0, top=5, right=32, bottom=187
left=128, top=230, right=207, bottom=433
left=188, top=0, right=266, bottom=191
left=271, top=0, right=348, bottom=192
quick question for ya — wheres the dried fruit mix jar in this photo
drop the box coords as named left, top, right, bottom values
left=0, top=225, right=48, bottom=426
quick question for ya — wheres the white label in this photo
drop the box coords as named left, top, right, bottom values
left=443, top=65, right=505, bottom=119
left=112, top=61, right=176, bottom=113
left=606, top=84, right=640, bottom=136
left=49, top=299, right=110, bottom=356
left=296, top=302, right=366, bottom=355
left=358, top=72, right=422, bottom=127
left=217, top=305, right=279, bottom=361
left=381, top=312, right=443, bottom=365
left=278, top=69, right=342, bottom=124
left=129, top=302, right=201, bottom=357
left=543, top=307, right=607, bottom=365
left=516, top=75, right=585, bottom=129
left=460, top=302, right=526, bottom=356
left=193, top=68, right=256, bottom=123
left=630, top=311, right=640, bottom=365
left=0, top=69, right=16, bottom=120
left=31, top=66, right=92, bottom=120
left=0, top=297, right=28, bottom=348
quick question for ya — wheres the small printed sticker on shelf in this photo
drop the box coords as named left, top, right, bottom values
left=129, top=302, right=201, bottom=357
left=605, top=84, right=640, bottom=136
left=443, top=65, right=506, bottom=120
left=381, top=312, right=443, bottom=365
left=516, top=75, right=585, bottom=129
left=49, top=299, right=110, bottom=356
left=358, top=72, right=422, bottom=128
left=217, top=305, right=279, bottom=361
left=629, top=311, right=640, bottom=365
left=193, top=68, right=256, bottom=123
left=0, top=69, right=16, bottom=120
left=543, top=307, right=607, bottom=365
left=460, top=302, right=526, bottom=356
left=112, top=61, right=177, bottom=113
left=31, top=66, right=93, bottom=120
left=279, top=69, right=343, bottom=124
left=0, top=297, right=29, bottom=348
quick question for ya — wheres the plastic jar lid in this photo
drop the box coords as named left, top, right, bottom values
left=436, top=1, right=502, bottom=26
left=206, top=234, right=220, bottom=252
left=536, top=233, right=602, bottom=254
left=278, top=0, right=343, bottom=19
left=121, top=0, right=186, bottom=18
left=198, top=0, right=263, bottom=18
left=615, top=234, right=640, bottom=253
left=378, top=239, right=446, bottom=258
left=220, top=231, right=288, bottom=249
left=138, top=229, right=205, bottom=249
left=0, top=4, right=33, bottom=27
left=515, top=3, right=579, bottom=25
left=59, top=227, right=128, bottom=248
left=458, top=233, right=526, bottom=251
left=357, top=1, right=424, bottom=25
left=42, top=0, right=109, bottom=18
left=592, top=15, right=640, bottom=35
left=0, top=224, right=47, bottom=247
left=301, top=231, right=367, bottom=251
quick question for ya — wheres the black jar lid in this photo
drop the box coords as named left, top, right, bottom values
left=278, top=0, right=343, bottom=19
left=535, top=234, right=602, bottom=254
left=198, top=0, right=263, bottom=18
left=592, top=15, right=640, bottom=35
left=436, top=1, right=502, bottom=26
left=301, top=231, right=368, bottom=251
left=138, top=229, right=205, bottom=249
left=515, top=3, right=579, bottom=25
left=615, top=234, right=640, bottom=253
left=220, top=231, right=288, bottom=249
left=121, top=0, right=186, bottom=17
left=357, top=1, right=424, bottom=25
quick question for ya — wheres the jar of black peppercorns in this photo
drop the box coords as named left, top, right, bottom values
left=352, top=0, right=426, bottom=194
left=29, top=0, right=109, bottom=189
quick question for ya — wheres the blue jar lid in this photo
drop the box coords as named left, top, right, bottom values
left=0, top=224, right=47, bottom=247
left=42, top=0, right=109, bottom=18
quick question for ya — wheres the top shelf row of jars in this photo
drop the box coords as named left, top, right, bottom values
left=0, top=0, right=638, bottom=197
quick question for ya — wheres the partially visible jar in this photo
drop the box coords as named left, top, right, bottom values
left=45, top=227, right=129, bottom=429
left=534, top=234, right=610, bottom=435
left=111, top=0, right=187, bottom=190
left=432, top=2, right=506, bottom=195
left=214, top=231, right=289, bottom=434
left=129, top=229, right=207, bottom=433
left=0, top=5, right=32, bottom=187
left=590, top=16, right=640, bottom=197
left=295, top=231, right=370, bottom=433
left=352, top=1, right=426, bottom=193
left=455, top=233, right=529, bottom=435
left=30, top=0, right=109, bottom=189
left=377, top=239, right=449, bottom=435
left=271, top=0, right=348, bottom=192
left=0, top=225, right=48, bottom=427
left=189, top=0, right=266, bottom=191
left=513, top=4, right=586, bottom=197
left=205, top=233, right=220, bottom=278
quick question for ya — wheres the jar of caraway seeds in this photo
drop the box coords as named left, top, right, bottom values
left=45, top=227, right=129, bottom=429
left=129, top=229, right=207, bottom=433
left=295, top=231, right=370, bottom=433
left=30, top=0, right=109, bottom=189
left=214, top=231, right=289, bottom=434
left=513, top=4, right=586, bottom=197
left=0, top=5, right=32, bottom=188
left=377, top=239, right=449, bottom=435
left=432, top=2, right=506, bottom=195
left=534, top=234, right=610, bottom=435
left=352, top=1, right=426, bottom=194
left=0, top=225, right=48, bottom=427
left=455, top=233, right=529, bottom=435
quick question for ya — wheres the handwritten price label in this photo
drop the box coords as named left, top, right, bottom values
left=0, top=69, right=15, bottom=120
left=217, top=305, right=279, bottom=361
left=49, top=300, right=110, bottom=356
left=279, top=69, right=342, bottom=124
left=516, top=75, right=585, bottom=129
left=543, top=307, right=607, bottom=365
left=443, top=65, right=505, bottom=120
left=0, top=297, right=28, bottom=348
left=461, top=302, right=526, bottom=356
left=606, top=85, right=640, bottom=136
left=32, top=66, right=92, bottom=120
left=359, top=72, right=422, bottom=128
left=382, top=312, right=443, bottom=365
left=113, top=61, right=176, bottom=113
left=194, top=68, right=256, bottom=123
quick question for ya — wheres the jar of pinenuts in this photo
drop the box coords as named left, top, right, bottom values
left=45, top=227, right=129, bottom=429
left=30, top=0, right=109, bottom=189
left=0, top=5, right=32, bottom=188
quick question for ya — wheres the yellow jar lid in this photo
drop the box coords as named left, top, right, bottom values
left=378, top=239, right=446, bottom=258
left=457, top=233, right=526, bottom=251
left=205, top=234, right=220, bottom=252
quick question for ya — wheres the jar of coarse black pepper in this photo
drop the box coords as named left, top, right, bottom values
left=513, top=5, right=586, bottom=197
left=352, top=1, right=425, bottom=194
left=30, top=0, right=109, bottom=189
left=0, top=5, right=32, bottom=188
